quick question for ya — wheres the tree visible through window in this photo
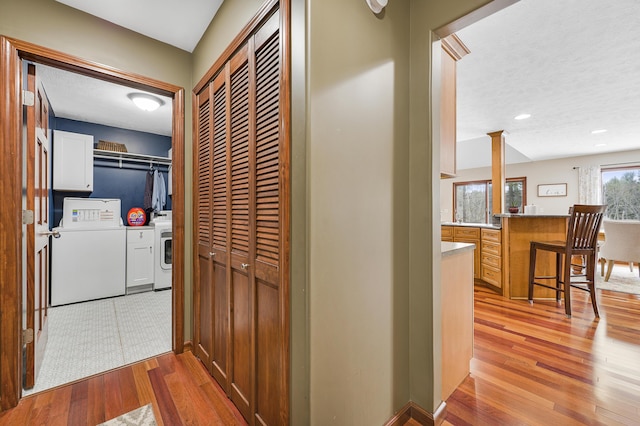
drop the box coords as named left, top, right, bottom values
left=453, top=177, right=526, bottom=223
left=602, top=167, right=640, bottom=220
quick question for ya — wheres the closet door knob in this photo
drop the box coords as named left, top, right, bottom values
left=241, top=263, right=249, bottom=270
left=209, top=252, right=215, bottom=257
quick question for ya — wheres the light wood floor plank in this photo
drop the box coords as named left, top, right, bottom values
left=443, top=285, right=640, bottom=425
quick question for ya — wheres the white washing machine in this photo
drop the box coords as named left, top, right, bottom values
left=151, top=211, right=172, bottom=290
left=51, top=198, right=126, bottom=306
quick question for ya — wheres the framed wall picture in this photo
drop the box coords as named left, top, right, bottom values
left=537, top=183, right=567, bottom=197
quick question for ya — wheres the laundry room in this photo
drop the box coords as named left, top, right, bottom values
left=22, top=62, right=174, bottom=395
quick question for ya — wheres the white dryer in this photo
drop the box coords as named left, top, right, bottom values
left=150, top=210, right=172, bottom=290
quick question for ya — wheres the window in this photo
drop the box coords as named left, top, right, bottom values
left=454, top=177, right=526, bottom=223
left=602, top=166, right=640, bottom=220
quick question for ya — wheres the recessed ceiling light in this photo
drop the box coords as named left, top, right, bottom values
left=514, top=114, right=531, bottom=120
left=127, top=93, right=164, bottom=112
left=591, top=129, right=607, bottom=134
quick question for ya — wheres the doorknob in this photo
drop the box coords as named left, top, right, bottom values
left=40, top=230, right=61, bottom=239
left=209, top=252, right=215, bottom=257
left=241, top=263, right=249, bottom=270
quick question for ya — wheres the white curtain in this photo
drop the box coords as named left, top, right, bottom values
left=578, top=165, right=602, bottom=204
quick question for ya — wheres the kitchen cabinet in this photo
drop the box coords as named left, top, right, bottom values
left=441, top=225, right=454, bottom=242
left=453, top=226, right=480, bottom=279
left=53, top=130, right=93, bottom=191
left=480, top=228, right=502, bottom=290
left=126, top=227, right=155, bottom=291
left=440, top=35, right=469, bottom=179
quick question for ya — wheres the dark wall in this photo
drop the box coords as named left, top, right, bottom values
left=52, top=118, right=172, bottom=226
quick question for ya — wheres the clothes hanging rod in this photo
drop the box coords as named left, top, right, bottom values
left=93, top=149, right=172, bottom=167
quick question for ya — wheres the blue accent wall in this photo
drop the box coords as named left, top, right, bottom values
left=52, top=118, right=172, bottom=226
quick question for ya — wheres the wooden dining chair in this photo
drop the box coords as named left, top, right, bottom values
left=528, top=204, right=607, bottom=318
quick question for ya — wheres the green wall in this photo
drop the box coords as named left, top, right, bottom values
left=0, top=0, right=195, bottom=341
left=307, top=0, right=410, bottom=422
left=192, top=0, right=267, bottom=82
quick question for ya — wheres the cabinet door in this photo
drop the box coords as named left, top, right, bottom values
left=126, top=243, right=154, bottom=286
left=453, top=227, right=480, bottom=279
left=253, top=21, right=284, bottom=425
left=228, top=45, right=253, bottom=422
left=194, top=82, right=215, bottom=375
left=53, top=130, right=93, bottom=191
left=210, top=71, right=230, bottom=390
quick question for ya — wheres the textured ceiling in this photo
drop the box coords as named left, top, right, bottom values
left=36, top=64, right=173, bottom=137
left=55, top=0, right=223, bottom=52
left=41, top=0, right=640, bottom=158
left=455, top=0, right=640, bottom=170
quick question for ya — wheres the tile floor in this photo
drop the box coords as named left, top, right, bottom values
left=23, top=290, right=172, bottom=396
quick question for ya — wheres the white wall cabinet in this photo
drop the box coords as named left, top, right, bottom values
left=126, top=227, right=155, bottom=289
left=53, top=130, right=94, bottom=191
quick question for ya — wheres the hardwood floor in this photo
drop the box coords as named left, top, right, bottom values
left=3, top=286, right=640, bottom=425
left=443, top=285, right=640, bottom=425
left=0, top=352, right=247, bottom=426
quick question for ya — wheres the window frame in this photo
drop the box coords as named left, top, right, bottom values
left=453, top=176, right=527, bottom=223
left=601, top=165, right=640, bottom=220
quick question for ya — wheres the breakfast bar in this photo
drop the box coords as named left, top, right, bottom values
left=498, top=214, right=570, bottom=299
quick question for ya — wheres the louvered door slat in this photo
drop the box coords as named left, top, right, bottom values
left=212, top=84, right=228, bottom=250
left=255, top=31, right=281, bottom=267
left=197, top=96, right=212, bottom=247
left=230, top=60, right=250, bottom=257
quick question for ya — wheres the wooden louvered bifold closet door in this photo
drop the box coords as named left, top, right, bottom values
left=193, top=6, right=287, bottom=426
left=194, top=84, right=214, bottom=372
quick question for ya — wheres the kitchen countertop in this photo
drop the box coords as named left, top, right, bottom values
left=441, top=241, right=476, bottom=257
left=441, top=222, right=501, bottom=229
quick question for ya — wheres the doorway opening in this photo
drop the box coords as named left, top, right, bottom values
left=0, top=36, right=185, bottom=409
left=23, top=61, right=174, bottom=395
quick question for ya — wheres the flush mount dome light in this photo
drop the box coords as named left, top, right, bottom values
left=127, top=93, right=164, bottom=112
left=591, top=129, right=607, bottom=134
left=514, top=113, right=531, bottom=120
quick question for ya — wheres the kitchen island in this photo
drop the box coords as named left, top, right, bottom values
left=442, top=214, right=570, bottom=299
left=498, top=214, right=569, bottom=299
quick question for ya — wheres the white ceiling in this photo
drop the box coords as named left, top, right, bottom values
left=39, top=0, right=226, bottom=136
left=41, top=0, right=640, bottom=159
left=55, top=0, right=223, bottom=52
left=455, top=0, right=640, bottom=170
left=36, top=63, right=173, bottom=137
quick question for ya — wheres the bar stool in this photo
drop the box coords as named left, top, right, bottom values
left=528, top=204, right=607, bottom=318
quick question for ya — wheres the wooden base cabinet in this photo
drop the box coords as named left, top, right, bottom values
left=193, top=2, right=290, bottom=425
left=480, top=228, right=502, bottom=289
left=453, top=227, right=480, bottom=279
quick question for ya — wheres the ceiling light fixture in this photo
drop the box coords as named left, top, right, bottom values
left=591, top=129, right=607, bottom=134
left=595, top=143, right=608, bottom=147
left=127, top=93, right=164, bottom=112
left=514, top=113, right=531, bottom=120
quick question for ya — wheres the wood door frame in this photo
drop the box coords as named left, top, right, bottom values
left=0, top=35, right=186, bottom=410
